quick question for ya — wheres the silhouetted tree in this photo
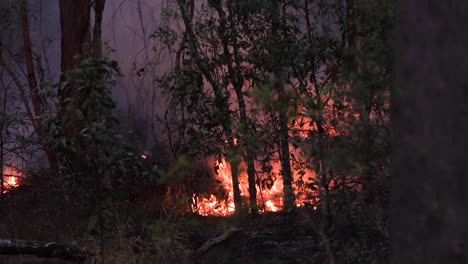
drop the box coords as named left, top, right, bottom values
left=393, top=1, right=468, bottom=263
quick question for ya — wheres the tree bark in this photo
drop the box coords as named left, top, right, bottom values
left=213, top=1, right=258, bottom=214
left=276, top=72, right=295, bottom=212
left=20, top=0, right=41, bottom=120
left=92, top=0, right=106, bottom=59
left=393, top=1, right=468, bottom=263
left=59, top=0, right=91, bottom=142
left=270, top=0, right=295, bottom=212
left=18, top=0, right=56, bottom=166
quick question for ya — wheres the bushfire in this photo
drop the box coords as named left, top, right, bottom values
left=2, top=167, right=21, bottom=193
left=190, top=156, right=317, bottom=216
left=189, top=111, right=354, bottom=216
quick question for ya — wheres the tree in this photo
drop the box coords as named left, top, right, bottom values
left=173, top=0, right=244, bottom=212
left=0, top=1, right=55, bottom=166
left=393, top=1, right=468, bottom=263
left=0, top=0, right=108, bottom=167
left=58, top=0, right=91, bottom=157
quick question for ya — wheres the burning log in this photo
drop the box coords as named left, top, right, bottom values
left=193, top=227, right=242, bottom=256
left=0, top=239, right=86, bottom=262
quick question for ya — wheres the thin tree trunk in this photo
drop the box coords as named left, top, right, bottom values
left=213, top=1, right=258, bottom=214
left=270, top=0, right=295, bottom=212
left=346, top=0, right=375, bottom=203
left=176, top=0, right=243, bottom=212
left=276, top=72, right=295, bottom=211
left=0, top=55, right=55, bottom=166
left=92, top=0, right=106, bottom=59
left=0, top=77, right=5, bottom=196
left=20, top=0, right=41, bottom=120
left=19, top=0, right=56, bottom=166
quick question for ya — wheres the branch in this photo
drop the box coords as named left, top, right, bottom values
left=0, top=56, right=39, bottom=133
left=0, top=239, right=86, bottom=262
left=193, top=227, right=242, bottom=256
left=20, top=0, right=42, bottom=120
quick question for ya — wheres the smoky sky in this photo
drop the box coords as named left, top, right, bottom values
left=32, top=0, right=171, bottom=149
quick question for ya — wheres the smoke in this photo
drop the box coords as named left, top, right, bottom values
left=47, top=0, right=172, bottom=158
left=0, top=0, right=177, bottom=168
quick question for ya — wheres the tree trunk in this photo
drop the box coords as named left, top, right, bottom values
left=19, top=0, right=56, bottom=166
left=92, top=0, right=106, bottom=59
left=346, top=0, right=375, bottom=203
left=214, top=1, right=258, bottom=214
left=59, top=0, right=91, bottom=143
left=393, top=1, right=468, bottom=263
left=176, top=0, right=243, bottom=213
left=276, top=71, right=295, bottom=211
left=20, top=0, right=40, bottom=119
left=270, top=0, right=295, bottom=212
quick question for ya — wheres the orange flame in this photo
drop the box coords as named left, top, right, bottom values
left=191, top=155, right=312, bottom=216
left=191, top=107, right=348, bottom=216
left=2, top=167, right=21, bottom=193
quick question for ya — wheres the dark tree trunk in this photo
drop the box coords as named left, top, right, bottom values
left=393, top=1, right=468, bottom=263
left=19, top=0, right=56, bottom=166
left=59, top=0, right=91, bottom=73
left=92, top=0, right=106, bottom=59
left=346, top=0, right=375, bottom=204
left=276, top=71, right=295, bottom=212
left=214, top=1, right=258, bottom=214
left=176, top=0, right=243, bottom=213
left=270, top=0, right=295, bottom=212
left=59, top=0, right=91, bottom=143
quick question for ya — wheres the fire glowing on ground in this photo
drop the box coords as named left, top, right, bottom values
left=189, top=111, right=353, bottom=216
left=191, top=158, right=310, bottom=216
left=2, top=167, right=21, bottom=193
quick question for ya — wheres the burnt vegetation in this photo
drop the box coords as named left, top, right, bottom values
left=0, top=0, right=391, bottom=263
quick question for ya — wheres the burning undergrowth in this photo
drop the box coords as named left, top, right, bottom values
left=162, top=154, right=319, bottom=217
left=1, top=166, right=22, bottom=194
left=160, top=114, right=360, bottom=217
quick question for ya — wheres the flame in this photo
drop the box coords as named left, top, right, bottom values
left=191, top=156, right=308, bottom=216
left=192, top=160, right=236, bottom=216
left=190, top=106, right=348, bottom=216
left=2, top=167, right=21, bottom=193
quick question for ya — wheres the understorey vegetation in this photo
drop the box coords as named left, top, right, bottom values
left=0, top=0, right=391, bottom=263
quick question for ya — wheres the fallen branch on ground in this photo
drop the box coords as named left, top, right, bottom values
left=0, top=239, right=85, bottom=262
left=193, top=227, right=242, bottom=256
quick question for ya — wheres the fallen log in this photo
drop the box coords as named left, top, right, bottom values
left=0, top=239, right=85, bottom=262
left=193, top=227, right=242, bottom=256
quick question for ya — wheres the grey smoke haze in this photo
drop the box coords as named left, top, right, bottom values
left=39, top=0, right=171, bottom=150
left=0, top=0, right=344, bottom=167
left=0, top=0, right=175, bottom=167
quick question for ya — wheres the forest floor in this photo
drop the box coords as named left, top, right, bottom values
left=0, top=186, right=388, bottom=264
left=189, top=211, right=325, bottom=264
left=185, top=210, right=386, bottom=264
